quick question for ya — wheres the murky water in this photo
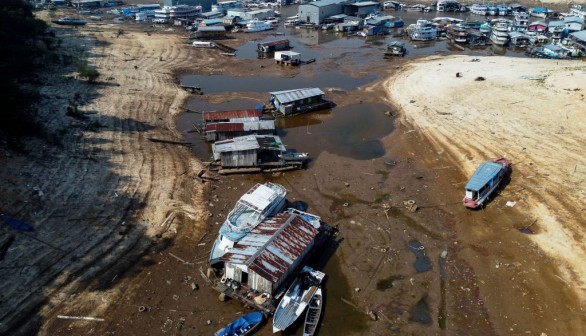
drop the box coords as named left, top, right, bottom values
left=407, top=240, right=433, bottom=273
left=177, top=101, right=394, bottom=161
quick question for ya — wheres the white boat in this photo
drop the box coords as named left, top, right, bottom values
left=209, top=183, right=287, bottom=264
left=470, top=4, right=488, bottom=15
left=490, top=21, right=510, bottom=45
left=245, top=19, right=274, bottom=32
left=273, top=266, right=326, bottom=333
left=303, top=287, right=323, bottom=336
left=408, top=19, right=437, bottom=41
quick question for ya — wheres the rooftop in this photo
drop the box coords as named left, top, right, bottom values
left=465, top=161, right=505, bottom=192
left=270, top=88, right=325, bottom=104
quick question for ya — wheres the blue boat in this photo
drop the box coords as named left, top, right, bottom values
left=215, top=311, right=264, bottom=336
left=463, top=157, right=511, bottom=209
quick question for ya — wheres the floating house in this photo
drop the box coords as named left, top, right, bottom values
left=195, top=26, right=227, bottom=39
left=205, top=120, right=276, bottom=142
left=212, top=134, right=308, bottom=172
left=203, top=109, right=263, bottom=124
left=221, top=212, right=320, bottom=295
left=345, top=1, right=380, bottom=18
left=269, top=88, right=332, bottom=116
left=274, top=51, right=301, bottom=65
left=568, top=30, right=586, bottom=54
left=258, top=39, right=291, bottom=53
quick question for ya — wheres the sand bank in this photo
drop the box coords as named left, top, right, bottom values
left=384, top=54, right=586, bottom=319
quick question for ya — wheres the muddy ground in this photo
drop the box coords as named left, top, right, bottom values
left=0, top=4, right=583, bottom=336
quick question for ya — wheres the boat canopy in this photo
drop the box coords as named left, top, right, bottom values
left=464, top=162, right=504, bottom=192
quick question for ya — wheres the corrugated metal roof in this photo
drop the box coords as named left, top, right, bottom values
left=222, top=213, right=319, bottom=284
left=351, top=1, right=380, bottom=7
left=212, top=134, right=286, bottom=159
left=258, top=39, right=290, bottom=47
left=205, top=120, right=275, bottom=132
left=203, top=109, right=263, bottom=122
left=206, top=123, right=245, bottom=132
left=197, top=26, right=227, bottom=32
left=465, top=161, right=505, bottom=192
left=571, top=30, right=586, bottom=41
left=302, top=0, right=347, bottom=8
left=270, top=88, right=324, bottom=104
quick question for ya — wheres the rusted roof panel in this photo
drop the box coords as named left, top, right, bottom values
left=203, top=109, right=263, bottom=122
left=205, top=122, right=245, bottom=132
left=222, top=213, right=319, bottom=284
left=258, top=39, right=290, bottom=47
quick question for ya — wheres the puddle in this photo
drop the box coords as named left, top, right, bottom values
left=407, top=240, right=432, bottom=273
left=180, top=72, right=376, bottom=93
left=376, top=274, right=403, bottom=291
left=412, top=294, right=433, bottom=325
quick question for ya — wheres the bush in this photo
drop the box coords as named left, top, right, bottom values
left=77, top=67, right=100, bottom=83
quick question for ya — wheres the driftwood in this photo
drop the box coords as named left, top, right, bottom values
left=147, top=138, right=191, bottom=145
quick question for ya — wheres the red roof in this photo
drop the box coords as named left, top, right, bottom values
left=203, top=109, right=262, bottom=122
left=258, top=39, right=290, bottom=47
left=205, top=123, right=245, bottom=132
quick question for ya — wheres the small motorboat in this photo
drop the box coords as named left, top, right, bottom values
left=215, top=311, right=264, bottom=336
left=463, top=157, right=511, bottom=208
left=303, top=287, right=323, bottom=336
left=52, top=17, right=87, bottom=26
left=273, top=266, right=325, bottom=333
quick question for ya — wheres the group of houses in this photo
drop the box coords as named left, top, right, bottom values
left=199, top=88, right=332, bottom=174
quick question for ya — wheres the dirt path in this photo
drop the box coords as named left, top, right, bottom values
left=384, top=55, right=586, bottom=334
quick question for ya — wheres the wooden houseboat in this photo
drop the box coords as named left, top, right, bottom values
left=257, top=39, right=291, bottom=53
left=269, top=88, right=333, bottom=116
left=275, top=51, right=301, bottom=66
left=463, top=157, right=511, bottom=209
left=204, top=119, right=275, bottom=142
left=211, top=134, right=309, bottom=173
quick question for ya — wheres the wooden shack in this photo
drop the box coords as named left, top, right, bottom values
left=212, top=134, right=286, bottom=168
left=195, top=26, right=227, bottom=39
left=221, top=212, right=320, bottom=294
left=269, top=88, right=333, bottom=116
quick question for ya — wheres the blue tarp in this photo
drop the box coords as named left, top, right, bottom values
left=1, top=214, right=33, bottom=231
left=215, top=311, right=263, bottom=336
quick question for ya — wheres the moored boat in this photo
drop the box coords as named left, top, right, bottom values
left=463, top=157, right=511, bottom=208
left=245, top=19, right=274, bottom=32
left=209, top=183, right=287, bottom=264
left=273, top=266, right=326, bottom=333
left=215, top=311, right=264, bottom=336
left=52, top=17, right=87, bottom=26
left=303, top=287, right=323, bottom=336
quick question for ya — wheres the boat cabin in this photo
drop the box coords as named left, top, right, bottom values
left=212, top=134, right=286, bottom=168
left=463, top=158, right=510, bottom=208
left=274, top=51, right=301, bottom=65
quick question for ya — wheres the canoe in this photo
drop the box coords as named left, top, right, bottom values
left=303, top=287, right=323, bottom=336
left=215, top=311, right=263, bottom=336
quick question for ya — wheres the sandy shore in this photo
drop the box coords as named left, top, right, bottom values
left=384, top=55, right=586, bottom=331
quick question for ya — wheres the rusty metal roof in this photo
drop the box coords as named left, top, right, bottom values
left=203, top=109, right=262, bottom=122
left=205, top=120, right=275, bottom=133
left=222, top=213, right=319, bottom=284
left=258, top=39, right=290, bottom=47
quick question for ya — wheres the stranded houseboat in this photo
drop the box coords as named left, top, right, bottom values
left=463, top=157, right=511, bottom=209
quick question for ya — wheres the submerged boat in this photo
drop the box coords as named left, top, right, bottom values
left=303, top=287, right=323, bottom=336
left=215, top=311, right=264, bottom=336
left=52, top=17, right=87, bottom=26
left=463, top=157, right=511, bottom=209
left=209, top=183, right=287, bottom=264
left=273, top=266, right=326, bottom=333
left=384, top=40, right=407, bottom=57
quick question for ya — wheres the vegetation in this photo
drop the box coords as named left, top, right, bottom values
left=77, top=62, right=100, bottom=83
left=0, top=0, right=48, bottom=140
